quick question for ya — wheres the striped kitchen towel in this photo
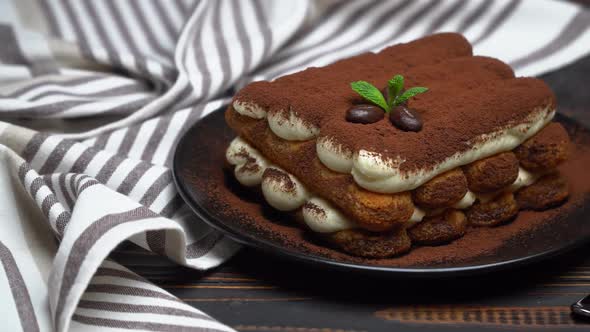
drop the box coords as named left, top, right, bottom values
left=0, top=0, right=588, bottom=331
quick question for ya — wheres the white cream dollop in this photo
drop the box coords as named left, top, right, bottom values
left=316, top=136, right=353, bottom=173
left=233, top=100, right=267, bottom=119
left=302, top=198, right=355, bottom=233
left=353, top=150, right=402, bottom=178
left=261, top=167, right=309, bottom=211
left=349, top=107, right=554, bottom=193
left=408, top=208, right=426, bottom=225
left=267, top=109, right=319, bottom=141
left=226, top=137, right=269, bottom=186
left=510, top=167, right=540, bottom=192
left=452, top=191, right=477, bottom=209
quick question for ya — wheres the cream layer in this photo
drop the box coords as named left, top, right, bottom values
left=226, top=137, right=542, bottom=235
left=233, top=100, right=553, bottom=194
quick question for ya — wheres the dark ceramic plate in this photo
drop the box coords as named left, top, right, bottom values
left=173, top=108, right=590, bottom=277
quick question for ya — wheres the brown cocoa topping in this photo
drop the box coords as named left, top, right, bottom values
left=233, top=33, right=473, bottom=132
left=237, top=161, right=260, bottom=174
left=235, top=147, right=256, bottom=163
left=303, top=201, right=326, bottom=218
left=231, top=35, right=552, bottom=174
left=232, top=46, right=554, bottom=171
left=262, top=168, right=295, bottom=193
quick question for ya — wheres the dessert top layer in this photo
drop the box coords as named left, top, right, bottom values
left=234, top=33, right=473, bottom=127
left=230, top=33, right=556, bottom=193
left=323, top=77, right=554, bottom=171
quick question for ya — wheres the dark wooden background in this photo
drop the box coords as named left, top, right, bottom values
left=112, top=11, right=590, bottom=331
left=113, top=242, right=590, bottom=332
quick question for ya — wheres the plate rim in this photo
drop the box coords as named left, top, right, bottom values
left=173, top=109, right=590, bottom=277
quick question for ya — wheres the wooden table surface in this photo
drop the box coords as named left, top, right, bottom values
left=112, top=50, right=590, bottom=332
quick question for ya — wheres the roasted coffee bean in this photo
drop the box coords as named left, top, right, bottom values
left=346, top=104, right=384, bottom=124
left=390, top=105, right=423, bottom=132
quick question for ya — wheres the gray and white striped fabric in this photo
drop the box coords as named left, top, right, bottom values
left=0, top=0, right=588, bottom=331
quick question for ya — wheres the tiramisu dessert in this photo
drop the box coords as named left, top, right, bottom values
left=224, top=33, right=570, bottom=258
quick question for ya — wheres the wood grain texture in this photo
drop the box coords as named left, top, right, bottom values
left=111, top=241, right=590, bottom=331
left=111, top=51, right=590, bottom=332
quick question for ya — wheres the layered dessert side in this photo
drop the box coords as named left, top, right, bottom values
left=224, top=33, right=571, bottom=258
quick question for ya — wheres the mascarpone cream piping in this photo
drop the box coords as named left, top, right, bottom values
left=233, top=100, right=267, bottom=119
left=351, top=106, right=555, bottom=193
left=267, top=109, right=320, bottom=141
left=316, top=136, right=353, bottom=173
left=233, top=100, right=319, bottom=141
left=261, top=166, right=309, bottom=211
left=226, top=137, right=355, bottom=232
left=408, top=208, right=426, bottom=225
left=510, top=167, right=540, bottom=192
left=226, top=137, right=269, bottom=186
left=453, top=191, right=477, bottom=209
left=226, top=138, right=543, bottom=234
left=302, top=198, right=355, bottom=233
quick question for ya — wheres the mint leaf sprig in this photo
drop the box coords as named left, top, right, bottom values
left=351, top=75, right=428, bottom=113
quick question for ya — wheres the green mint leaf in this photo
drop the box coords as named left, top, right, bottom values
left=350, top=81, right=389, bottom=112
left=395, top=87, right=428, bottom=106
left=387, top=75, right=404, bottom=108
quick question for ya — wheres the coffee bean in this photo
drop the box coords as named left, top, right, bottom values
left=390, top=105, right=423, bottom=132
left=346, top=104, right=384, bottom=124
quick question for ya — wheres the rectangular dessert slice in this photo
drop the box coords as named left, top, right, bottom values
left=225, top=33, right=570, bottom=258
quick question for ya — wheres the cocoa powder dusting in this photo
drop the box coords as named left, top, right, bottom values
left=303, top=201, right=326, bottom=218
left=237, top=161, right=260, bottom=174
left=262, top=168, right=296, bottom=193
left=231, top=33, right=555, bottom=174
left=235, top=147, right=256, bottom=163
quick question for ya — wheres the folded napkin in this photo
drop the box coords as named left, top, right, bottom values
left=0, top=0, right=588, bottom=331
